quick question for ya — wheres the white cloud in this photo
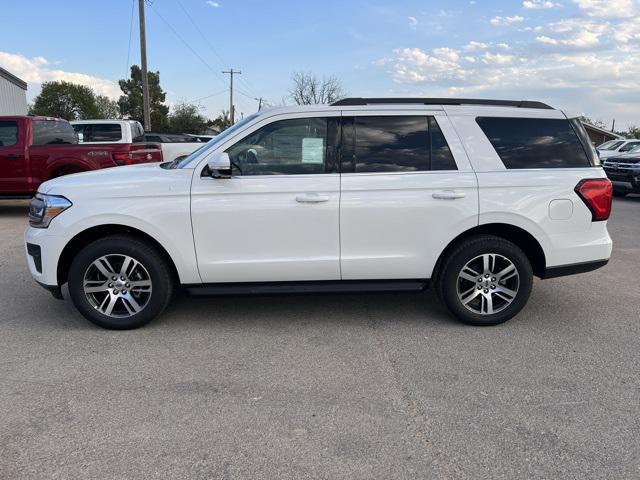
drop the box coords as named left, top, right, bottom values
left=205, top=1, right=220, bottom=7
left=482, top=52, right=515, bottom=65
left=523, top=0, right=561, bottom=8
left=490, top=15, right=525, bottom=26
left=408, top=16, right=418, bottom=28
left=0, top=51, right=120, bottom=98
left=573, top=0, right=636, bottom=18
left=463, top=41, right=489, bottom=51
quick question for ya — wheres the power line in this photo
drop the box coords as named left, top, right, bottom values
left=147, top=3, right=228, bottom=87
left=189, top=88, right=229, bottom=104
left=173, top=0, right=265, bottom=102
left=125, top=0, right=135, bottom=79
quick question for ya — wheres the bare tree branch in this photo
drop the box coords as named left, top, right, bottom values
left=289, top=72, right=347, bottom=105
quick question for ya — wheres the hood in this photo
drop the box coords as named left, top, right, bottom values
left=41, top=163, right=193, bottom=200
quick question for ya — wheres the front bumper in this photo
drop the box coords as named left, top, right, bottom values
left=24, top=227, right=67, bottom=296
left=604, top=167, right=640, bottom=192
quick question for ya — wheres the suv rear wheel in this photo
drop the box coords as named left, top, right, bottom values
left=437, top=235, right=533, bottom=326
left=68, top=235, right=173, bottom=329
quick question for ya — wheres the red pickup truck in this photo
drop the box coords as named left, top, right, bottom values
left=0, top=116, right=162, bottom=197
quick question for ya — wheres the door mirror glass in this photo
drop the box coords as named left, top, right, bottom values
left=208, top=151, right=232, bottom=178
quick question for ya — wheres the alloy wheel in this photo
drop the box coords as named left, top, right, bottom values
left=456, top=253, right=519, bottom=315
left=82, top=254, right=153, bottom=318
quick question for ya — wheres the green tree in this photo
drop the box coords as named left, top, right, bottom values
left=95, top=95, right=121, bottom=119
left=168, top=102, right=208, bottom=133
left=30, top=81, right=100, bottom=120
left=208, top=109, right=232, bottom=131
left=118, top=65, right=169, bottom=131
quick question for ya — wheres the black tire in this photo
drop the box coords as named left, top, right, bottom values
left=68, top=235, right=174, bottom=329
left=436, top=235, right=533, bottom=326
left=612, top=190, right=628, bottom=197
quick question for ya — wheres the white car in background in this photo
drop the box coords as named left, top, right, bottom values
left=71, top=119, right=204, bottom=162
left=597, top=139, right=640, bottom=159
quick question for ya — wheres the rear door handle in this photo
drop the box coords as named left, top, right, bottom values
left=296, top=193, right=330, bottom=203
left=432, top=190, right=466, bottom=200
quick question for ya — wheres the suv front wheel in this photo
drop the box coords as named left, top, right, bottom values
left=437, top=235, right=533, bottom=326
left=68, top=235, right=174, bottom=329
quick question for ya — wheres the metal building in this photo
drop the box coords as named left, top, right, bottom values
left=0, top=67, right=27, bottom=115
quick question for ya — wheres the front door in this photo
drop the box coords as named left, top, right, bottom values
left=191, top=113, right=341, bottom=283
left=0, top=119, right=27, bottom=194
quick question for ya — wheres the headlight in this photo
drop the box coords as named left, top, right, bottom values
left=29, top=193, right=72, bottom=228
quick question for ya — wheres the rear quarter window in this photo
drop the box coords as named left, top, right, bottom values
left=476, top=117, right=593, bottom=169
left=32, top=120, right=78, bottom=145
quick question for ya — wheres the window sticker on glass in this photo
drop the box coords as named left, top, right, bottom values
left=302, top=137, right=324, bottom=164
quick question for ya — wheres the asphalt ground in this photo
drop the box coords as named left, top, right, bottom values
left=1, top=196, right=639, bottom=479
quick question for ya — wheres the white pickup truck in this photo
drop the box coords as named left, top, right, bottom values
left=71, top=119, right=206, bottom=163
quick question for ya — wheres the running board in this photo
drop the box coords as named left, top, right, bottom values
left=184, top=279, right=429, bottom=297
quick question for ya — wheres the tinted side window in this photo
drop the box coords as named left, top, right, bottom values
left=131, top=122, right=145, bottom=142
left=90, top=124, right=123, bottom=142
left=429, top=117, right=456, bottom=170
left=351, top=116, right=456, bottom=173
left=32, top=120, right=77, bottom=145
left=355, top=116, right=429, bottom=172
left=476, top=117, right=591, bottom=169
left=620, top=141, right=640, bottom=152
left=226, top=117, right=330, bottom=175
left=0, top=121, right=18, bottom=147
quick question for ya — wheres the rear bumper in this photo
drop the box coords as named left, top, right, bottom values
left=541, top=259, right=609, bottom=279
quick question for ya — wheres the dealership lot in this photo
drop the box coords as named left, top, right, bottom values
left=1, top=197, right=639, bottom=479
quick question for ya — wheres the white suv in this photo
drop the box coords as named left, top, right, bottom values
left=25, top=98, right=613, bottom=329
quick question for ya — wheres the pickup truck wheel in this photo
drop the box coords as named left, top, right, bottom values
left=68, top=235, right=173, bottom=329
left=437, top=235, right=533, bottom=326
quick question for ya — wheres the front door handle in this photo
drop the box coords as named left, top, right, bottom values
left=296, top=193, right=330, bottom=203
left=432, top=190, right=466, bottom=200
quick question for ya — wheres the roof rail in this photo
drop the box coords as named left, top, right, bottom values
left=330, top=97, right=554, bottom=110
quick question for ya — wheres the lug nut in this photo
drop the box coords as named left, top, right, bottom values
left=113, top=289, right=118, bottom=294
left=120, top=276, right=125, bottom=281
left=112, top=276, right=117, bottom=281
left=484, top=289, right=489, bottom=293
left=122, top=290, right=127, bottom=294
left=126, top=283, right=130, bottom=287
left=485, top=274, right=490, bottom=278
left=108, top=283, right=113, bottom=288
left=491, top=285, right=496, bottom=289
left=477, top=285, right=482, bottom=290
left=492, top=277, right=496, bottom=282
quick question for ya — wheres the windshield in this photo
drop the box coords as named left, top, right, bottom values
left=175, top=113, right=260, bottom=168
left=600, top=140, right=624, bottom=150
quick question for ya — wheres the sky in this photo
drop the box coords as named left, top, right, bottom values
left=0, top=0, right=638, bottom=129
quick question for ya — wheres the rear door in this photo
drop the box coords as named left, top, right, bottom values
left=339, top=111, right=479, bottom=280
left=0, top=119, right=27, bottom=194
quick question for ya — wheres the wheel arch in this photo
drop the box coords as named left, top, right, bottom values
left=432, top=223, right=546, bottom=281
left=56, top=224, right=180, bottom=286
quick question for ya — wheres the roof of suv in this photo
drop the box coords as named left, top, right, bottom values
left=257, top=97, right=565, bottom=119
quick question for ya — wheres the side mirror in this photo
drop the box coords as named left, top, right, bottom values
left=207, top=152, right=232, bottom=178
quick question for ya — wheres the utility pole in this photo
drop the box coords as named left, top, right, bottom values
left=138, top=0, right=151, bottom=131
left=222, top=68, right=241, bottom=124
left=258, top=97, right=263, bottom=110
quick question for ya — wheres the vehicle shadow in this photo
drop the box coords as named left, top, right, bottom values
left=0, top=200, right=30, bottom=217
left=156, top=289, right=460, bottom=330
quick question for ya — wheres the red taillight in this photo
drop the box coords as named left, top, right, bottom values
left=575, top=178, right=612, bottom=221
left=112, top=152, right=132, bottom=166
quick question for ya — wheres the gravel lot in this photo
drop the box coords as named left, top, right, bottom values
left=1, top=197, right=639, bottom=479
